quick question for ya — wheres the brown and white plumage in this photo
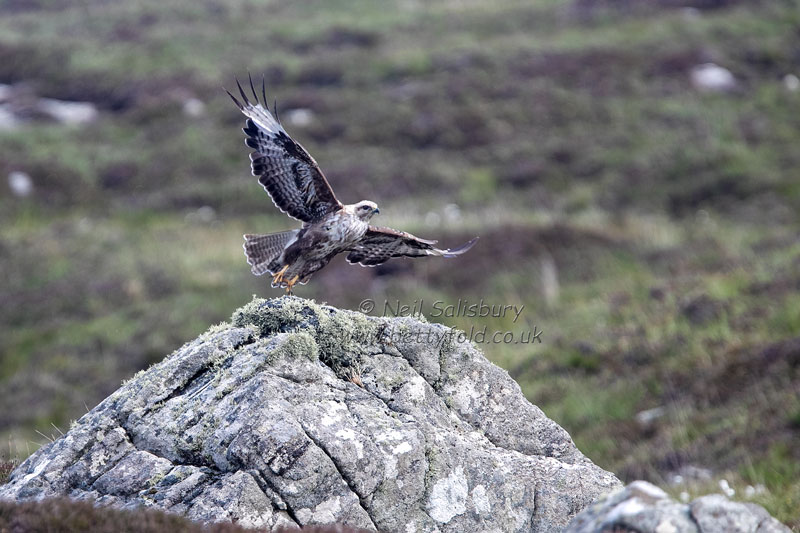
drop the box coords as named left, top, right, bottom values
left=228, top=76, right=477, bottom=293
left=346, top=227, right=479, bottom=267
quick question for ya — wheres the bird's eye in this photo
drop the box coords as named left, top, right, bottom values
left=361, top=205, right=370, bottom=210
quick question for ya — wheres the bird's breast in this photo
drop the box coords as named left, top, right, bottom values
left=324, top=212, right=368, bottom=244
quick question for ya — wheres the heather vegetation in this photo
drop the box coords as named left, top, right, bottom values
left=0, top=497, right=368, bottom=532
left=1, top=0, right=798, bottom=528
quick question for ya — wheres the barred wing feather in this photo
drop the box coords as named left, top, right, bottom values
left=227, top=77, right=341, bottom=223
left=347, top=226, right=479, bottom=267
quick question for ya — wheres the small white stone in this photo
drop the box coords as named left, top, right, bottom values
left=744, top=484, right=766, bottom=498
left=185, top=205, right=216, bottom=224
left=0, top=106, right=18, bottom=131
left=8, top=171, right=33, bottom=197
left=443, top=203, right=461, bottom=222
left=286, top=108, right=314, bottom=127
left=690, top=63, right=736, bottom=92
left=718, top=478, right=735, bottom=497
left=635, top=406, right=666, bottom=425
left=783, top=74, right=800, bottom=92
left=183, top=98, right=206, bottom=117
left=38, top=98, right=98, bottom=125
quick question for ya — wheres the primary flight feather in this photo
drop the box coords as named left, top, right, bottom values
left=227, top=76, right=478, bottom=293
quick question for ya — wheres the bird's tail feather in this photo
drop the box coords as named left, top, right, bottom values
left=243, top=230, right=298, bottom=276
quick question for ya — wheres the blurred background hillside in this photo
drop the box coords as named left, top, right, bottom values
left=1, top=0, right=798, bottom=527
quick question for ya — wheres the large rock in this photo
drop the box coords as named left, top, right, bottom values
left=565, top=481, right=790, bottom=533
left=0, top=297, right=621, bottom=531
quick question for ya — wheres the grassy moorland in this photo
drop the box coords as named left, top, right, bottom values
left=1, top=0, right=799, bottom=527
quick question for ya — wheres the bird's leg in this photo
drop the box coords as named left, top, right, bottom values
left=285, top=275, right=300, bottom=294
left=272, top=265, right=289, bottom=285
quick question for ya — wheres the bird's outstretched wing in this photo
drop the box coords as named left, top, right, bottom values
left=347, top=226, right=478, bottom=267
left=227, top=76, right=342, bottom=223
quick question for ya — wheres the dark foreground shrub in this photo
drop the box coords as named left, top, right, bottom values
left=0, top=497, right=369, bottom=533
left=0, top=462, right=16, bottom=485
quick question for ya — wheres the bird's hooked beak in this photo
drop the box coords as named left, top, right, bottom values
left=373, top=207, right=380, bottom=215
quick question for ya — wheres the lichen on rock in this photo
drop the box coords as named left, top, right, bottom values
left=0, top=296, right=622, bottom=532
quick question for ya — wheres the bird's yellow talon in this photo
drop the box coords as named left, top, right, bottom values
left=272, top=265, right=289, bottom=284
left=284, top=274, right=300, bottom=294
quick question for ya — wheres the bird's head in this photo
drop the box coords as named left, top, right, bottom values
left=350, top=200, right=380, bottom=221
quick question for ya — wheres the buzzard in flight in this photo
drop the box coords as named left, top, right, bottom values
left=227, top=77, right=478, bottom=293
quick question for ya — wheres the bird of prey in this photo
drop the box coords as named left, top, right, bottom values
left=227, top=76, right=478, bottom=293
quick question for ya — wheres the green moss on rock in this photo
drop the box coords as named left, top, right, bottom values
left=231, top=296, right=322, bottom=336
left=231, top=296, right=381, bottom=382
left=281, top=332, right=319, bottom=361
